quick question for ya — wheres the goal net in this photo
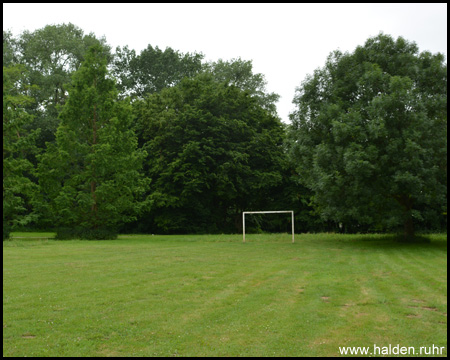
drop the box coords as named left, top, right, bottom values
left=242, top=211, right=295, bottom=243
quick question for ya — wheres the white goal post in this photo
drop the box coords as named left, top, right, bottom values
left=242, top=211, right=295, bottom=243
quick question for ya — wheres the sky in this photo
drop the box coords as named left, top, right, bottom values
left=3, top=3, right=447, bottom=123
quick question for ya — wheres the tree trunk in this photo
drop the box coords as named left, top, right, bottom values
left=91, top=103, right=98, bottom=228
left=234, top=211, right=243, bottom=233
left=403, top=211, right=415, bottom=242
left=394, top=194, right=415, bottom=242
left=91, top=180, right=98, bottom=228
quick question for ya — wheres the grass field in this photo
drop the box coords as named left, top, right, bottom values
left=3, top=232, right=447, bottom=357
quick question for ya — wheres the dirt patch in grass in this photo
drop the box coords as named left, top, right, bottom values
left=407, top=314, right=422, bottom=318
left=355, top=312, right=369, bottom=318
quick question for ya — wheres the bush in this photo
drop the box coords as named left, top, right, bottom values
left=82, top=227, right=118, bottom=240
left=3, top=224, right=10, bottom=241
left=55, top=226, right=118, bottom=240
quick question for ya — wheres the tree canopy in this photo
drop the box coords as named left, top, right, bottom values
left=288, top=33, right=447, bottom=240
left=3, top=25, right=446, bottom=240
left=37, top=45, right=148, bottom=233
left=3, top=64, right=40, bottom=232
left=133, top=73, right=285, bottom=233
left=3, top=24, right=110, bottom=148
left=202, top=58, right=280, bottom=116
left=111, top=44, right=204, bottom=99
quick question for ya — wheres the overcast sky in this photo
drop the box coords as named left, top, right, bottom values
left=3, top=3, right=447, bottom=123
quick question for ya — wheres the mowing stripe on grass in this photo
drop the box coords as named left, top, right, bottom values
left=3, top=233, right=447, bottom=357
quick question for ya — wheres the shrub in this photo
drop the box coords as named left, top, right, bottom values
left=55, top=226, right=117, bottom=240
left=81, top=227, right=118, bottom=240
left=3, top=224, right=10, bottom=241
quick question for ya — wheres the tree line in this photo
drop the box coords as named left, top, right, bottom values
left=3, top=24, right=447, bottom=240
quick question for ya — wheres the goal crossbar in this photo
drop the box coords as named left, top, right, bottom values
left=242, top=211, right=294, bottom=243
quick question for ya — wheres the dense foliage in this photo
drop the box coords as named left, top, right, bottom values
left=36, top=45, right=148, bottom=234
left=132, top=73, right=286, bottom=233
left=4, top=24, right=110, bottom=148
left=289, top=34, right=447, bottom=240
left=3, top=25, right=447, bottom=239
left=3, top=65, right=40, bottom=230
left=111, top=44, right=204, bottom=99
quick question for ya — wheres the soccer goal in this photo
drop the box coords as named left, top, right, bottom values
left=242, top=211, right=295, bottom=243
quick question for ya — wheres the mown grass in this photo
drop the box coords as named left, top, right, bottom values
left=3, top=232, right=447, bottom=357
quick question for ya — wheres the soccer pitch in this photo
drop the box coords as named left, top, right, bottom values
left=3, top=233, right=447, bottom=357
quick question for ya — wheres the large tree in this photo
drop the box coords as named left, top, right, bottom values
left=202, top=57, right=280, bottom=116
left=37, top=45, right=148, bottom=233
left=133, top=73, right=285, bottom=233
left=111, top=44, right=204, bottom=99
left=15, top=23, right=110, bottom=147
left=3, top=65, right=40, bottom=234
left=288, top=33, right=447, bottom=240
left=3, top=30, right=19, bottom=67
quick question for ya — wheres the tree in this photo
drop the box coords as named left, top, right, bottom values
left=288, top=33, right=447, bottom=241
left=3, top=30, right=19, bottom=67
left=110, top=45, right=137, bottom=98
left=111, top=44, right=204, bottom=99
left=37, top=45, right=149, bottom=233
left=133, top=73, right=285, bottom=233
left=16, top=23, right=110, bottom=147
left=3, top=65, right=40, bottom=234
left=202, top=57, right=280, bottom=116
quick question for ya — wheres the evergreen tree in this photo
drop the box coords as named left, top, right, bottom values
left=3, top=65, right=40, bottom=236
left=37, top=45, right=149, bottom=235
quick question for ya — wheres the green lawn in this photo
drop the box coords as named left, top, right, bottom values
left=3, top=233, right=447, bottom=357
